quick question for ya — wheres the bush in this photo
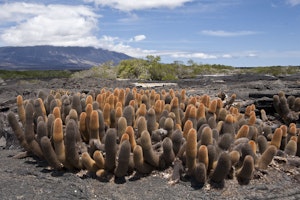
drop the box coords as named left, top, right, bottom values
left=117, top=59, right=149, bottom=80
left=117, top=56, right=186, bottom=81
left=71, top=61, right=117, bottom=79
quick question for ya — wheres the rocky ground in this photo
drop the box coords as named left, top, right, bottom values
left=0, top=73, right=300, bottom=200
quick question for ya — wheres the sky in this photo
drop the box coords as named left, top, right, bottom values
left=0, top=0, right=300, bottom=67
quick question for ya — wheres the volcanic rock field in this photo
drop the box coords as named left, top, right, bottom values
left=0, top=73, right=300, bottom=200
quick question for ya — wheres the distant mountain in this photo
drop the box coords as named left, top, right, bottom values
left=0, top=46, right=133, bottom=70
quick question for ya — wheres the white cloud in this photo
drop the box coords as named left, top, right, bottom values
left=171, top=52, right=218, bottom=59
left=0, top=2, right=101, bottom=46
left=168, top=51, right=260, bottom=60
left=222, top=54, right=233, bottom=58
left=247, top=53, right=257, bottom=57
left=201, top=30, right=258, bottom=37
left=84, top=0, right=193, bottom=11
left=223, top=51, right=258, bottom=58
left=0, top=2, right=271, bottom=64
left=118, top=13, right=140, bottom=23
left=286, top=0, right=300, bottom=6
left=129, top=35, right=146, bottom=42
left=95, top=36, right=223, bottom=60
left=97, top=35, right=156, bottom=57
left=0, top=3, right=153, bottom=57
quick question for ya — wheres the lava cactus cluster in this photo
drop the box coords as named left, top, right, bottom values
left=8, top=88, right=300, bottom=188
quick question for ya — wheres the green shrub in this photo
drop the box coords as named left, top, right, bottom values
left=71, top=61, right=117, bottom=79
left=117, top=59, right=148, bottom=80
left=117, top=57, right=237, bottom=80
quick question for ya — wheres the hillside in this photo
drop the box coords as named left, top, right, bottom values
left=0, top=46, right=132, bottom=70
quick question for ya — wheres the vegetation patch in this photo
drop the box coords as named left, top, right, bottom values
left=71, top=61, right=117, bottom=79
left=1, top=56, right=299, bottom=81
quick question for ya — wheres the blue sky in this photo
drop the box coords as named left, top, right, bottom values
left=0, top=0, right=299, bottom=67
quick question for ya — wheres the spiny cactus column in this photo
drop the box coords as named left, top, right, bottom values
left=257, top=135, right=268, bottom=154
left=79, top=112, right=89, bottom=142
left=103, top=103, right=111, bottom=128
left=284, top=139, right=297, bottom=156
left=104, top=128, right=118, bottom=173
left=198, top=145, right=209, bottom=170
left=16, top=95, right=26, bottom=125
left=235, top=125, right=249, bottom=139
left=159, top=137, right=175, bottom=169
left=24, top=103, right=44, bottom=159
left=183, top=120, right=193, bottom=140
left=171, top=129, right=183, bottom=156
left=186, top=128, right=197, bottom=175
left=133, top=145, right=153, bottom=174
left=82, top=152, right=99, bottom=173
left=114, top=140, right=131, bottom=178
left=170, top=97, right=181, bottom=127
left=209, top=152, right=231, bottom=188
left=65, top=119, right=82, bottom=169
left=88, top=110, right=102, bottom=155
left=117, top=116, right=127, bottom=142
left=193, top=162, right=207, bottom=186
left=206, top=99, right=217, bottom=121
left=36, top=120, right=48, bottom=146
left=140, top=130, right=159, bottom=168
left=136, top=116, right=147, bottom=139
left=47, top=113, right=55, bottom=138
left=146, top=108, right=157, bottom=135
left=89, top=110, right=100, bottom=140
left=164, top=117, right=174, bottom=137
left=229, top=150, right=240, bottom=167
left=71, top=94, right=82, bottom=116
left=200, top=126, right=213, bottom=146
left=7, top=112, right=29, bottom=151
left=40, top=136, right=63, bottom=170
left=93, top=150, right=105, bottom=170
left=270, top=128, right=283, bottom=149
left=279, top=125, right=287, bottom=151
left=52, top=118, right=68, bottom=168
left=123, top=105, right=135, bottom=127
left=97, top=110, right=106, bottom=142
left=125, top=126, right=136, bottom=151
left=220, top=114, right=235, bottom=135
left=257, top=145, right=277, bottom=170
left=236, top=155, right=254, bottom=185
